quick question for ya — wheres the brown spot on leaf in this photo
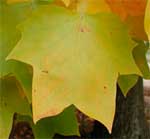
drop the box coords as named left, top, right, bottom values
left=80, top=28, right=84, bottom=32
left=42, top=70, right=49, bottom=74
left=104, top=86, right=107, bottom=89
left=77, top=24, right=91, bottom=33
left=80, top=27, right=91, bottom=33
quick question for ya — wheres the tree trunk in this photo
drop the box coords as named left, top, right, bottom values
left=112, top=78, right=150, bottom=139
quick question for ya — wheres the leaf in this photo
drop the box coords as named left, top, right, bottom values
left=17, top=105, right=79, bottom=138
left=0, top=111, right=13, bottom=139
left=55, top=0, right=111, bottom=14
left=124, top=16, right=148, bottom=41
left=7, top=5, right=141, bottom=132
left=118, top=75, right=138, bottom=96
left=0, top=77, right=31, bottom=138
left=0, top=2, right=33, bottom=102
left=133, top=40, right=150, bottom=79
left=145, top=0, right=150, bottom=40
left=118, top=40, right=150, bottom=96
left=57, top=0, right=147, bottom=40
left=106, top=0, right=148, bottom=40
left=106, top=0, right=147, bottom=20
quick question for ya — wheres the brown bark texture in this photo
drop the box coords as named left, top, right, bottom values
left=112, top=78, right=150, bottom=139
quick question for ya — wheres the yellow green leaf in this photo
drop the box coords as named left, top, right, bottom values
left=118, top=40, right=150, bottom=96
left=16, top=105, right=79, bottom=138
left=0, top=2, right=33, bottom=102
left=133, top=41, right=150, bottom=79
left=118, top=75, right=138, bottom=96
left=0, top=77, right=31, bottom=138
left=7, top=5, right=141, bottom=132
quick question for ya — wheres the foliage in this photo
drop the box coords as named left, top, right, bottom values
left=0, top=0, right=150, bottom=138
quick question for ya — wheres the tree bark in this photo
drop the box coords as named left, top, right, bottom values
left=112, top=78, right=150, bottom=139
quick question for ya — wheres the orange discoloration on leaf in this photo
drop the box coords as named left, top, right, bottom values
left=106, top=0, right=147, bottom=20
left=16, top=82, right=26, bottom=99
left=105, top=0, right=147, bottom=40
left=125, top=16, right=148, bottom=40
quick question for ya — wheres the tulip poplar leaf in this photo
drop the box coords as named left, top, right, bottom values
left=118, top=40, right=150, bottom=96
left=7, top=5, right=141, bottom=132
left=118, top=75, right=138, bottom=96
